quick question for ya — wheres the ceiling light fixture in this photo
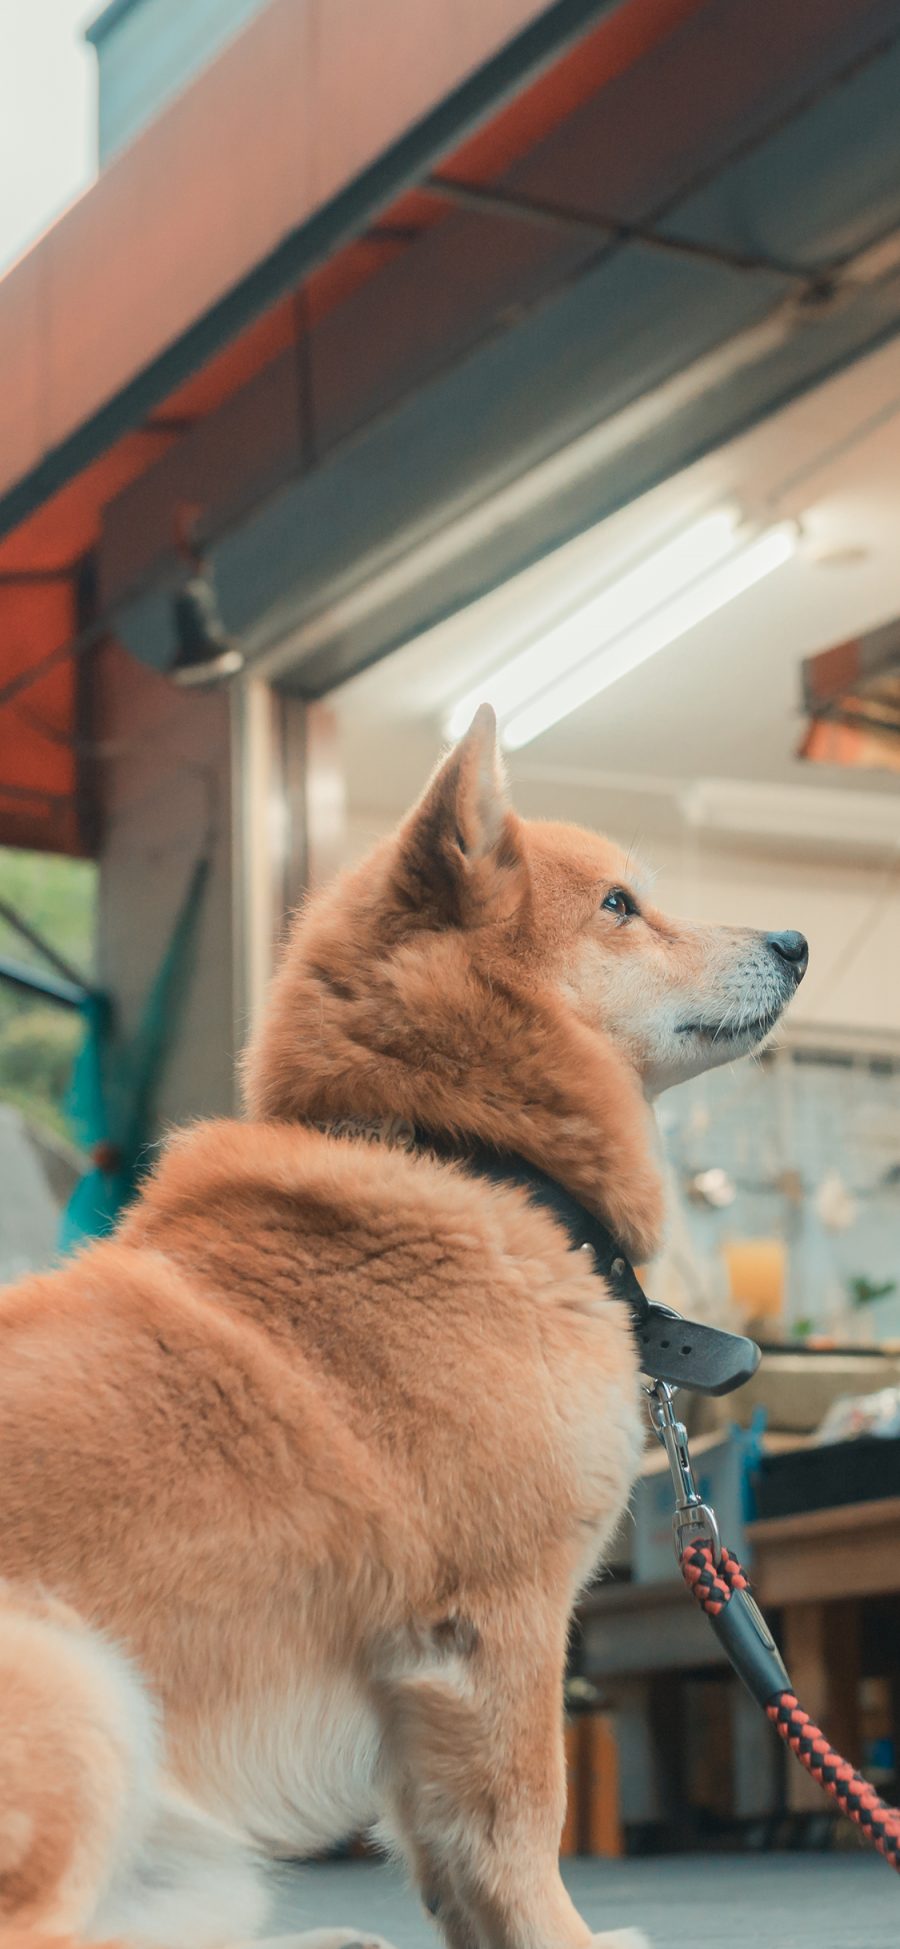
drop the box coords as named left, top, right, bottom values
left=446, top=509, right=739, bottom=742
left=501, top=519, right=798, bottom=750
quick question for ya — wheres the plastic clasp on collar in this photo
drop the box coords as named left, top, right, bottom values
left=646, top=1379, right=721, bottom=1564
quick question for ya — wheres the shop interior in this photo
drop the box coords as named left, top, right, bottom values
left=307, top=329, right=900, bottom=1850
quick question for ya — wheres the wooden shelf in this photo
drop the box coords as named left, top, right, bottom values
left=749, top=1495, right=900, bottom=1605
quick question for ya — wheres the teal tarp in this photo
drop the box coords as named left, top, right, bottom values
left=60, top=854, right=209, bottom=1250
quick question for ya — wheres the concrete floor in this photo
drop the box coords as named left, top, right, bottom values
left=271, top=1854, right=898, bottom=1948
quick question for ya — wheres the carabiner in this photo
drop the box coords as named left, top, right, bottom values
left=646, top=1379, right=721, bottom=1563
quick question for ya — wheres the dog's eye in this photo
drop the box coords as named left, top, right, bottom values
left=601, top=887, right=639, bottom=919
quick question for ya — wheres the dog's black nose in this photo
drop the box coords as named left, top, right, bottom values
left=767, top=930, right=808, bottom=979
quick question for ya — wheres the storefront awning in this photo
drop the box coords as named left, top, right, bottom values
left=0, top=0, right=698, bottom=854
left=2, top=0, right=900, bottom=853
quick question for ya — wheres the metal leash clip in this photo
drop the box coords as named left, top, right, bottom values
left=646, top=1379, right=721, bottom=1562
left=648, top=1377, right=794, bottom=1708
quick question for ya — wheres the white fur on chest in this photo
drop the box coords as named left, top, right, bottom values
left=190, top=1669, right=383, bottom=1856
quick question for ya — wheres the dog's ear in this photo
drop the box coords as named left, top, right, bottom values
left=392, top=705, right=528, bottom=927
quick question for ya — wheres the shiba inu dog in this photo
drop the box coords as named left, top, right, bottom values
left=0, top=708, right=806, bottom=1949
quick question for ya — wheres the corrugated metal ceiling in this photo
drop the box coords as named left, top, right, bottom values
left=3, top=0, right=900, bottom=852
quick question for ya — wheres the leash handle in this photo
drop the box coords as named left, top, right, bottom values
left=680, top=1542, right=790, bottom=1707
left=647, top=1384, right=900, bottom=1873
left=682, top=1541, right=900, bottom=1873
left=648, top=1379, right=786, bottom=1701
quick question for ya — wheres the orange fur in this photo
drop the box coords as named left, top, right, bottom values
left=0, top=709, right=805, bottom=1949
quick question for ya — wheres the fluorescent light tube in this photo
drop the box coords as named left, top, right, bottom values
left=446, top=509, right=738, bottom=741
left=501, top=520, right=798, bottom=750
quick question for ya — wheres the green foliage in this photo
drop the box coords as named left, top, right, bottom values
left=0, top=848, right=95, bottom=978
left=848, top=1275, right=898, bottom=1308
left=0, top=1080, right=75, bottom=1145
left=0, top=848, right=96, bottom=1142
left=0, top=1009, right=82, bottom=1099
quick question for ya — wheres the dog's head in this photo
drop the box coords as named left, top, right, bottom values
left=245, top=709, right=806, bottom=1259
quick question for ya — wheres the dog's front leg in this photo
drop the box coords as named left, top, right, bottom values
left=378, top=1613, right=649, bottom=1949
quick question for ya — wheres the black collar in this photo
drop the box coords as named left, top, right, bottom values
left=434, top=1141, right=651, bottom=1325
left=417, top=1135, right=759, bottom=1399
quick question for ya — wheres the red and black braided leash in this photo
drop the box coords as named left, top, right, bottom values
left=682, top=1541, right=900, bottom=1873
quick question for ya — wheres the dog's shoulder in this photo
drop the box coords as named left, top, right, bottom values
left=122, top=1117, right=618, bottom=1322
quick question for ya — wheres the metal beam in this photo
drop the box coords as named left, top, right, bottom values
left=425, top=174, right=808, bottom=282
left=0, top=955, right=85, bottom=1008
left=229, top=678, right=292, bottom=1054
left=0, top=619, right=105, bottom=714
left=0, top=895, right=91, bottom=993
left=0, top=780, right=71, bottom=804
left=0, top=0, right=625, bottom=547
left=0, top=567, right=76, bottom=587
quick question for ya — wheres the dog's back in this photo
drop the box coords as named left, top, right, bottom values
left=0, top=709, right=805, bottom=1949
